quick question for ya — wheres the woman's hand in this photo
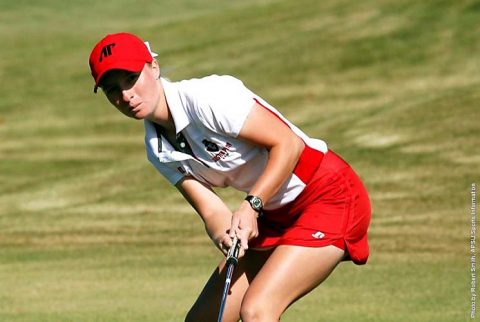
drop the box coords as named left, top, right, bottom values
left=229, top=200, right=259, bottom=255
left=213, top=232, right=235, bottom=256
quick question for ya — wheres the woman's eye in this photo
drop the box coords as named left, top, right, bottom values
left=127, top=73, right=139, bottom=84
left=103, top=86, right=119, bottom=95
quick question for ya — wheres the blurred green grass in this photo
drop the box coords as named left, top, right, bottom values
left=1, top=0, right=479, bottom=321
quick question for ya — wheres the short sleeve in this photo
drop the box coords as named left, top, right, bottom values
left=191, top=75, right=255, bottom=137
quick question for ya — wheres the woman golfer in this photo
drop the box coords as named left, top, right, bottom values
left=89, top=32, right=371, bottom=322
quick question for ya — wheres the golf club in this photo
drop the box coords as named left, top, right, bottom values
left=217, top=235, right=241, bottom=322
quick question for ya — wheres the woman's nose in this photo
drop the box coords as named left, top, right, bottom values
left=122, top=88, right=134, bottom=102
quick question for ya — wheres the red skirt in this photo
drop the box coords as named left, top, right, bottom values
left=250, top=150, right=371, bottom=265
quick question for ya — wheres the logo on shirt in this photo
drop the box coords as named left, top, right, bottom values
left=202, top=139, right=219, bottom=152
left=212, top=142, right=232, bottom=162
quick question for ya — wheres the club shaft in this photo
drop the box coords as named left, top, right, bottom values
left=217, top=263, right=235, bottom=322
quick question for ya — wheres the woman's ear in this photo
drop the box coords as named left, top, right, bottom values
left=151, top=59, right=161, bottom=79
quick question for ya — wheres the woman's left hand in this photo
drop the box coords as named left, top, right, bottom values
left=229, top=200, right=259, bottom=254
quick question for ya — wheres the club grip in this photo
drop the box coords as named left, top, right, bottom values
left=226, top=236, right=240, bottom=266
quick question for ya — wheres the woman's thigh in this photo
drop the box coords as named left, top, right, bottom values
left=185, top=248, right=273, bottom=322
left=241, top=245, right=345, bottom=321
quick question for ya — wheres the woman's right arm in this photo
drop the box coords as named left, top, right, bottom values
left=175, top=176, right=234, bottom=255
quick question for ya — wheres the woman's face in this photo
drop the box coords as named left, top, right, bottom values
left=99, top=61, right=161, bottom=120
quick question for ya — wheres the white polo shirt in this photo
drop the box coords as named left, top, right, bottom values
left=144, top=75, right=328, bottom=209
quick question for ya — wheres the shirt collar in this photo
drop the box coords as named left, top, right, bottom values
left=161, top=78, right=190, bottom=134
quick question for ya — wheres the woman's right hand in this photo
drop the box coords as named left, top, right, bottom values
left=213, top=233, right=233, bottom=256
left=214, top=233, right=246, bottom=258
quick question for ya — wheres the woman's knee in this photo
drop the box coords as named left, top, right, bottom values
left=240, top=296, right=280, bottom=322
left=240, top=303, right=263, bottom=322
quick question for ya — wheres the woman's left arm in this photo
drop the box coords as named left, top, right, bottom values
left=230, top=101, right=305, bottom=250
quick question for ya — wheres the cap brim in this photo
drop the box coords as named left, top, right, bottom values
left=93, top=60, right=146, bottom=93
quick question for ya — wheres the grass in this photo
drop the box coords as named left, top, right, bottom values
left=1, top=0, right=479, bottom=321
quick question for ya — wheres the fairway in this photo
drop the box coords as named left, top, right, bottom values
left=0, top=0, right=478, bottom=321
